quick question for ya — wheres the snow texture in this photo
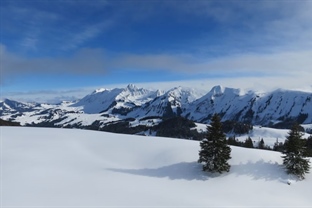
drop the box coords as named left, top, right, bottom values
left=1, top=127, right=312, bottom=207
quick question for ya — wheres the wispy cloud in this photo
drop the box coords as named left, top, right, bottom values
left=62, top=21, right=113, bottom=50
left=3, top=74, right=312, bottom=104
left=2, top=42, right=312, bottom=87
left=3, top=0, right=312, bottom=54
left=21, top=27, right=41, bottom=50
left=2, top=2, right=60, bottom=51
left=1, top=0, right=112, bottom=52
left=0, top=88, right=90, bottom=103
left=1, top=45, right=108, bottom=83
left=172, top=0, right=312, bottom=54
left=110, top=50, right=312, bottom=79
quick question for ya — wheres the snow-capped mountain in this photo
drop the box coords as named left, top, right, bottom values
left=70, top=84, right=159, bottom=114
left=185, top=86, right=312, bottom=126
left=128, top=86, right=204, bottom=118
left=0, top=99, right=39, bottom=115
left=1, top=84, right=311, bottom=131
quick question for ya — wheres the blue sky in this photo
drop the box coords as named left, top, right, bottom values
left=1, top=0, right=312, bottom=102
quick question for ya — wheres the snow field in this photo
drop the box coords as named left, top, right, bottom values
left=236, top=126, right=311, bottom=147
left=1, top=127, right=312, bottom=207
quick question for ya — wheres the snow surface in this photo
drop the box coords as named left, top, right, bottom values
left=191, top=122, right=208, bottom=133
left=1, top=127, right=312, bottom=207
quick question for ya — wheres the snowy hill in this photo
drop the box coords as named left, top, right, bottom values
left=234, top=125, right=311, bottom=147
left=2, top=126, right=311, bottom=207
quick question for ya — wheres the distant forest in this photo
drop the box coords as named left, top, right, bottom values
left=0, top=119, right=20, bottom=126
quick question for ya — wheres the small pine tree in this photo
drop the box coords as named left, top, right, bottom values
left=198, top=114, right=231, bottom=173
left=305, top=135, right=312, bottom=157
left=273, top=138, right=284, bottom=152
left=258, top=138, right=265, bottom=149
left=227, top=136, right=238, bottom=146
left=244, top=137, right=254, bottom=148
left=282, top=124, right=310, bottom=180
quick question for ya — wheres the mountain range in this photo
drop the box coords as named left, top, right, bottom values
left=1, top=84, right=312, bottom=134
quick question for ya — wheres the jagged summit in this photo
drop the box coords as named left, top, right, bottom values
left=209, top=85, right=224, bottom=95
left=92, top=88, right=109, bottom=94
left=126, top=83, right=138, bottom=91
left=127, top=86, right=202, bottom=118
left=70, top=84, right=157, bottom=114
left=206, top=85, right=245, bottom=98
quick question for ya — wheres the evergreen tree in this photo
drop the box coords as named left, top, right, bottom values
left=305, top=135, right=312, bottom=157
left=273, top=138, right=284, bottom=152
left=198, top=114, right=231, bottom=173
left=282, top=124, right=310, bottom=180
left=227, top=136, right=238, bottom=146
left=258, top=138, right=265, bottom=149
left=244, top=137, right=254, bottom=148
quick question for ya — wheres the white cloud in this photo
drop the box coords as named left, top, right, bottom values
left=0, top=88, right=91, bottom=104
left=111, top=50, right=312, bottom=80
left=199, top=51, right=312, bottom=75
left=2, top=41, right=311, bottom=89
left=1, top=45, right=108, bottom=83
left=3, top=74, right=311, bottom=104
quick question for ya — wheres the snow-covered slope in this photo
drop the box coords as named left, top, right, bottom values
left=2, top=127, right=311, bottom=207
left=185, top=86, right=312, bottom=125
left=185, top=85, right=252, bottom=122
left=70, top=84, right=158, bottom=114
left=254, top=89, right=312, bottom=124
left=129, top=86, right=205, bottom=118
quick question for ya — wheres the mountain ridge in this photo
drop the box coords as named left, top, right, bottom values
left=1, top=84, right=312, bottom=132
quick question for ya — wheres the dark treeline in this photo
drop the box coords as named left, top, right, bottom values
left=0, top=118, right=20, bottom=126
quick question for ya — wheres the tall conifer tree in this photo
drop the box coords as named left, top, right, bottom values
left=282, top=124, right=310, bottom=180
left=198, top=114, right=231, bottom=173
left=258, top=138, right=265, bottom=149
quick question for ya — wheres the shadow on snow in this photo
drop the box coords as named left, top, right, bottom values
left=231, top=160, right=288, bottom=182
left=108, top=162, right=207, bottom=181
left=107, top=160, right=288, bottom=182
